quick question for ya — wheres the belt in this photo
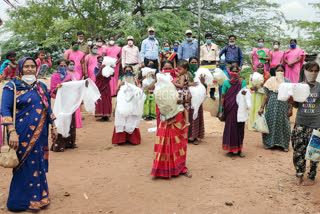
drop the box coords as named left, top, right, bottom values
left=127, top=63, right=138, bottom=66
left=203, top=60, right=216, bottom=64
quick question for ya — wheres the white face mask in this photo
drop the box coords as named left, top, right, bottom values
left=97, top=42, right=102, bottom=47
left=274, top=45, right=279, bottom=49
left=109, top=40, right=115, bottom=45
left=22, top=75, right=36, bottom=85
left=78, top=39, right=83, bottom=43
left=128, top=41, right=134, bottom=46
left=275, top=71, right=284, bottom=81
left=305, top=70, right=318, bottom=84
left=87, top=41, right=93, bottom=46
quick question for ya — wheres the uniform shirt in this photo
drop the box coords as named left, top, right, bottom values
left=122, top=45, right=140, bottom=67
left=200, top=43, right=219, bottom=62
left=140, top=38, right=159, bottom=61
left=178, top=40, right=198, bottom=60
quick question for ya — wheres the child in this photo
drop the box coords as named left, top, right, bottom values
left=172, top=60, right=192, bottom=129
left=0, top=50, right=18, bottom=80
left=142, top=60, right=157, bottom=120
left=35, top=50, right=52, bottom=77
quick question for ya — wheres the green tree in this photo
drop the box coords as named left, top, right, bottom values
left=1, top=0, right=287, bottom=63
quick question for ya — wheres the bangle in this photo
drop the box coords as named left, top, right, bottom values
left=8, top=129, right=16, bottom=135
left=51, top=127, right=57, bottom=130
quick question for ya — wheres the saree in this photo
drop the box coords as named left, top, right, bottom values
left=152, top=112, right=188, bottom=178
left=64, top=50, right=85, bottom=80
left=188, top=105, right=205, bottom=139
left=50, top=72, right=78, bottom=152
left=1, top=58, right=54, bottom=211
left=222, top=80, right=245, bottom=152
left=85, top=54, right=99, bottom=83
left=95, top=68, right=112, bottom=117
left=284, top=48, right=306, bottom=83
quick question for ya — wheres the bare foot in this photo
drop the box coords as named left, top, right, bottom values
left=238, top=151, right=245, bottom=158
left=184, top=170, right=192, bottom=178
left=296, top=177, right=303, bottom=186
left=264, top=147, right=270, bottom=150
left=182, top=122, right=190, bottom=130
left=303, top=178, right=315, bottom=186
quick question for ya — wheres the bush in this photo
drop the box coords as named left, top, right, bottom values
left=240, top=67, right=252, bottom=85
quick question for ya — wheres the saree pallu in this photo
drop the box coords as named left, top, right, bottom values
left=143, top=89, right=157, bottom=119
left=188, top=105, right=205, bottom=139
left=95, top=75, right=112, bottom=117
left=1, top=81, right=53, bottom=211
left=51, top=113, right=76, bottom=152
left=152, top=112, right=188, bottom=178
left=112, top=128, right=141, bottom=145
left=222, top=81, right=245, bottom=152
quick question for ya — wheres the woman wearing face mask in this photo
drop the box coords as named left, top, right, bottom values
left=84, top=44, right=100, bottom=82
left=1, top=57, right=57, bottom=211
left=188, top=57, right=206, bottom=145
left=64, top=41, right=85, bottom=80
left=258, top=64, right=292, bottom=152
left=104, top=36, right=122, bottom=96
left=250, top=38, right=271, bottom=73
left=217, top=59, right=230, bottom=117
left=283, top=39, right=306, bottom=83
left=219, top=66, right=247, bottom=157
left=95, top=56, right=112, bottom=121
left=95, top=37, right=105, bottom=56
left=270, top=41, right=284, bottom=76
left=288, top=61, right=320, bottom=186
left=112, top=66, right=141, bottom=145
left=159, top=42, right=177, bottom=70
left=248, top=63, right=271, bottom=131
left=50, top=59, right=80, bottom=152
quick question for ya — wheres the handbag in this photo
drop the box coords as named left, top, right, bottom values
left=252, top=113, right=269, bottom=134
left=0, top=81, right=19, bottom=168
left=305, top=129, right=320, bottom=162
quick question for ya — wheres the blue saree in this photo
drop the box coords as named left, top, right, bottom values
left=1, top=57, right=55, bottom=211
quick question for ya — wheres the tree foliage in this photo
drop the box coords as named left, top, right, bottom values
left=1, top=0, right=288, bottom=62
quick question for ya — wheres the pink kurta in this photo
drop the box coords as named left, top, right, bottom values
left=283, top=48, right=306, bottom=83
left=270, top=50, right=284, bottom=66
left=64, top=50, right=85, bottom=80
left=97, top=47, right=104, bottom=56
left=251, top=48, right=271, bottom=72
left=85, top=54, right=99, bottom=82
left=50, top=72, right=83, bottom=128
left=105, top=46, right=122, bottom=96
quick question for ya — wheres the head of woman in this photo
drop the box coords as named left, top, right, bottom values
left=67, top=60, right=75, bottom=71
left=304, top=61, right=320, bottom=85
left=290, top=39, right=297, bottom=49
left=90, top=44, right=99, bottom=54
left=256, top=63, right=265, bottom=74
left=71, top=41, right=79, bottom=51
left=273, top=41, right=280, bottom=50
left=189, top=57, right=199, bottom=65
left=177, top=60, right=189, bottom=75
left=123, top=65, right=134, bottom=76
left=57, top=58, right=68, bottom=74
left=96, top=56, right=103, bottom=69
left=19, top=58, right=38, bottom=85
left=96, top=37, right=103, bottom=47
left=275, top=64, right=285, bottom=80
left=163, top=42, right=170, bottom=52
left=230, top=65, right=240, bottom=73
left=257, top=38, right=264, bottom=48
left=219, top=59, right=226, bottom=70
left=161, top=60, right=174, bottom=70
left=109, top=36, right=115, bottom=46
left=229, top=65, right=240, bottom=84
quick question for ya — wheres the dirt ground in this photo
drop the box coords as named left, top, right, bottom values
left=0, top=80, right=320, bottom=214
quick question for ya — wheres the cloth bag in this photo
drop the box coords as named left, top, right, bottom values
left=305, top=129, right=320, bottom=162
left=189, top=77, right=207, bottom=120
left=0, top=82, right=19, bottom=168
left=252, top=113, right=269, bottom=134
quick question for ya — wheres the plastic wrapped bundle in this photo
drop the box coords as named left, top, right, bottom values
left=141, top=67, right=156, bottom=77
left=251, top=72, right=264, bottom=88
left=142, top=77, right=155, bottom=88
left=292, top=83, right=310, bottom=103
left=115, top=82, right=146, bottom=133
left=212, top=68, right=228, bottom=85
left=278, top=83, right=310, bottom=102
left=236, top=88, right=252, bottom=122
left=277, top=83, right=292, bottom=101
left=154, top=73, right=182, bottom=121
left=102, top=56, right=117, bottom=78
left=195, top=67, right=214, bottom=85
left=189, top=79, right=207, bottom=120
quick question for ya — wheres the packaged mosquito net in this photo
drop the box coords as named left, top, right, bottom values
left=212, top=68, right=228, bottom=86
left=195, top=67, right=214, bottom=85
left=251, top=72, right=264, bottom=88
left=189, top=77, right=207, bottom=120
left=102, top=56, right=117, bottom=78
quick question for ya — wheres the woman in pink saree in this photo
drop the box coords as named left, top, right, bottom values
left=96, top=37, right=105, bottom=56
left=64, top=41, right=85, bottom=80
left=85, top=44, right=100, bottom=82
left=104, top=36, right=122, bottom=96
left=283, top=39, right=306, bottom=83
left=250, top=38, right=271, bottom=73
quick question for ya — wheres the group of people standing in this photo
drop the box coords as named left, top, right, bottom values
left=0, top=26, right=319, bottom=212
